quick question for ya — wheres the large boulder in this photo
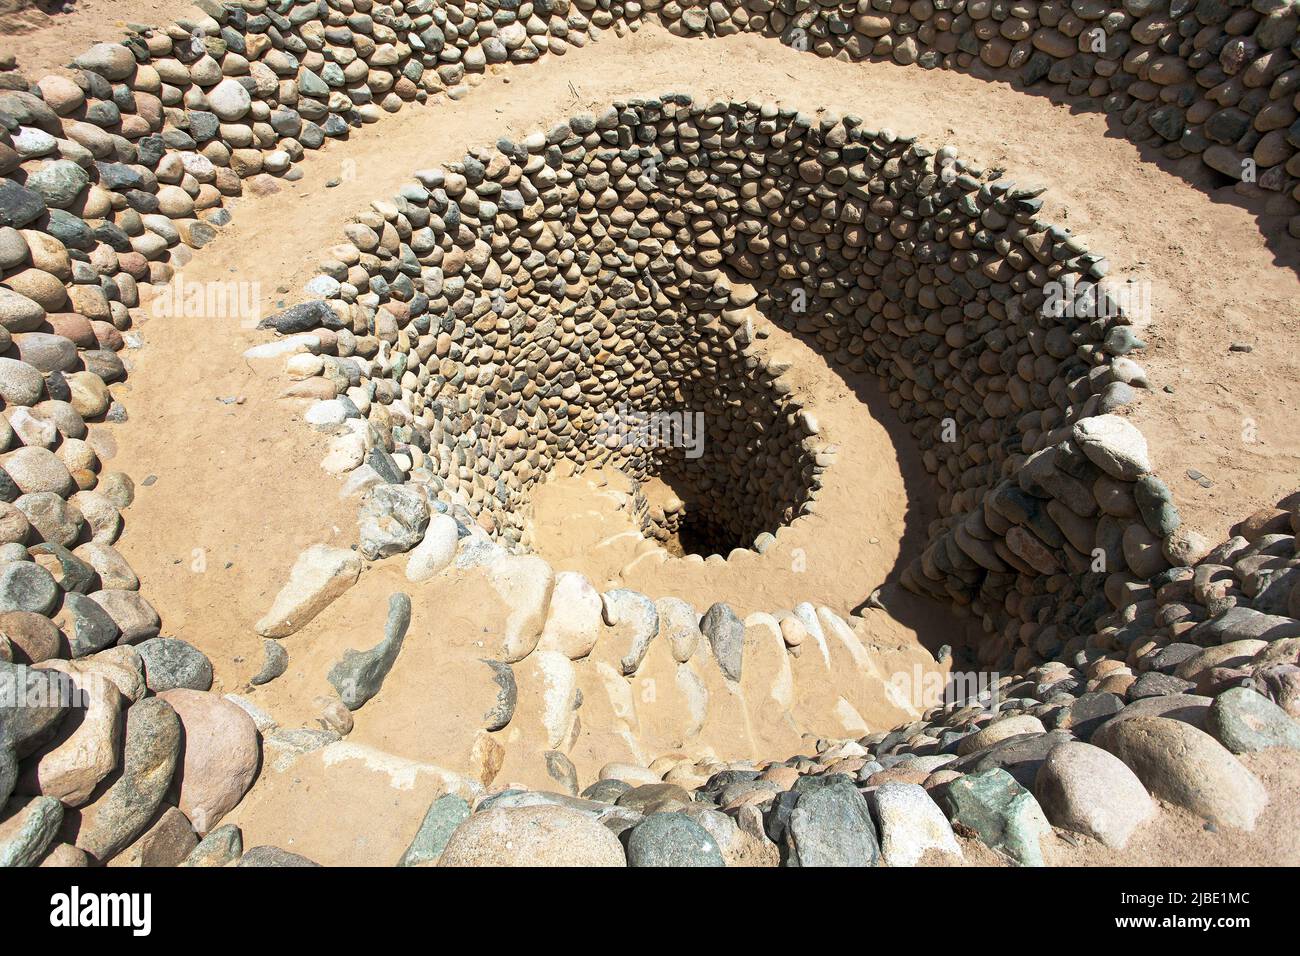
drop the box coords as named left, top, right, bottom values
left=1092, top=716, right=1268, bottom=830
left=158, top=690, right=260, bottom=835
left=438, top=805, right=627, bottom=867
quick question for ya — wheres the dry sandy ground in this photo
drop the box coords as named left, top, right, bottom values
left=5, top=8, right=1299, bottom=864
left=0, top=1, right=198, bottom=78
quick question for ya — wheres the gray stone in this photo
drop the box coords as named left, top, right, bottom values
left=0, top=795, right=63, bottom=866
left=135, top=638, right=213, bottom=692
left=1206, top=686, right=1300, bottom=753
left=942, top=768, right=1053, bottom=866
left=237, top=845, right=321, bottom=867
left=625, top=811, right=725, bottom=867
left=73, top=696, right=181, bottom=862
left=480, top=658, right=516, bottom=731
left=357, top=485, right=429, bottom=560
left=327, top=592, right=411, bottom=709
left=701, top=601, right=743, bottom=681
left=784, top=780, right=879, bottom=867
left=62, top=591, right=120, bottom=657
left=250, top=639, right=288, bottom=686
left=397, top=793, right=470, bottom=866
left=181, top=823, right=243, bottom=867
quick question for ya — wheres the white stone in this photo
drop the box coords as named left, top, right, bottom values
left=539, top=571, right=603, bottom=660
left=1072, top=415, right=1152, bottom=480
left=254, top=544, right=363, bottom=638
left=871, top=782, right=963, bottom=867
left=404, top=514, right=459, bottom=582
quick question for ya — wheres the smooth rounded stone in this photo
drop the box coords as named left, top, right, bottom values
left=870, top=781, right=963, bottom=866
left=0, top=288, right=45, bottom=334
left=0, top=561, right=59, bottom=615
left=942, top=768, right=1054, bottom=866
left=327, top=592, right=411, bottom=710
left=13, top=332, right=76, bottom=374
left=73, top=43, right=137, bottom=81
left=615, top=782, right=695, bottom=815
left=255, top=544, right=362, bottom=638
left=598, top=762, right=663, bottom=787
left=1049, top=692, right=1125, bottom=740
left=72, top=696, right=181, bottom=862
left=19, top=671, right=123, bottom=806
left=404, top=512, right=458, bottom=582
left=656, top=596, right=701, bottom=662
left=234, top=845, right=321, bottom=867
left=581, top=778, right=632, bottom=804
left=2, top=447, right=73, bottom=497
left=38, top=842, right=89, bottom=867
left=357, top=484, right=430, bottom=560
left=96, top=473, right=134, bottom=510
left=0, top=662, right=73, bottom=757
left=487, top=554, right=554, bottom=663
left=0, top=795, right=64, bottom=867
left=180, top=823, right=243, bottom=867
left=1192, top=606, right=1300, bottom=645
left=602, top=587, right=659, bottom=675
left=106, top=805, right=196, bottom=868
left=0, top=357, right=44, bottom=406
left=398, top=793, right=471, bottom=866
left=250, top=639, right=288, bottom=686
left=135, top=638, right=214, bottom=692
left=1129, top=671, right=1196, bottom=699
left=1034, top=741, right=1155, bottom=849
left=438, top=805, right=627, bottom=867
left=25, top=161, right=90, bottom=209
left=701, top=601, right=744, bottom=681
left=537, top=570, right=602, bottom=660
left=0, top=610, right=62, bottom=662
left=625, top=811, right=725, bottom=867
left=72, top=542, right=137, bottom=591
left=1175, top=640, right=1269, bottom=686
left=0, top=227, right=28, bottom=269
left=1108, top=694, right=1213, bottom=729
left=957, top=713, right=1046, bottom=755
left=1092, top=716, right=1268, bottom=830
left=784, top=780, right=880, bottom=867
left=157, top=689, right=260, bottom=835
left=1072, top=415, right=1152, bottom=479
left=303, top=397, right=345, bottom=426
left=71, top=490, right=121, bottom=544
left=207, top=78, right=252, bottom=121
left=1206, top=686, right=1300, bottom=753
left=61, top=591, right=121, bottom=657
left=87, top=589, right=160, bottom=644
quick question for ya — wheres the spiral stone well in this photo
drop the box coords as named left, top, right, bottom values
left=0, top=0, right=1297, bottom=869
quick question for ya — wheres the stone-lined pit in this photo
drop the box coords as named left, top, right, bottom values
left=302, top=94, right=1167, bottom=664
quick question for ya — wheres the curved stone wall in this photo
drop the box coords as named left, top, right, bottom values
left=288, top=94, right=1182, bottom=676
